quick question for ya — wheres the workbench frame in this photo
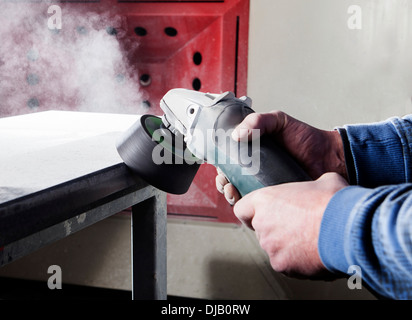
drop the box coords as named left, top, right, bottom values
left=0, top=163, right=167, bottom=300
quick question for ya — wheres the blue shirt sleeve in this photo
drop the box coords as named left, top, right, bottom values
left=318, top=115, right=412, bottom=300
left=343, top=116, right=412, bottom=187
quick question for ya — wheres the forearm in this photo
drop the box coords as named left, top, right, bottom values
left=318, top=184, right=412, bottom=299
left=319, top=115, right=412, bottom=299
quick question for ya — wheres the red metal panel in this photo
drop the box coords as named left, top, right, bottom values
left=116, top=0, right=250, bottom=223
left=0, top=0, right=249, bottom=223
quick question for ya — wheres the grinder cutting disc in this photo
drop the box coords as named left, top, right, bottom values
left=116, top=115, right=200, bottom=194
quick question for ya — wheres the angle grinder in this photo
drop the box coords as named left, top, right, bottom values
left=116, top=89, right=310, bottom=196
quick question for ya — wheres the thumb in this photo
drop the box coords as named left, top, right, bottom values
left=231, top=111, right=287, bottom=142
left=231, top=113, right=265, bottom=142
left=231, top=127, right=255, bottom=142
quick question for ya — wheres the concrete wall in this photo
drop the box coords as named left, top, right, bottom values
left=3, top=0, right=411, bottom=299
left=248, top=0, right=412, bottom=128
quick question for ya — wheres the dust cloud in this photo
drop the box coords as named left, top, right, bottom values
left=0, top=1, right=144, bottom=116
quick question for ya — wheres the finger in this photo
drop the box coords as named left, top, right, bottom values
left=216, top=167, right=225, bottom=176
left=215, top=174, right=228, bottom=194
left=223, top=183, right=240, bottom=206
left=231, top=111, right=289, bottom=142
left=233, top=194, right=255, bottom=230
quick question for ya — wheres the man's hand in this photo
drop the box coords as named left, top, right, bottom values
left=215, top=111, right=347, bottom=205
left=234, top=173, right=348, bottom=278
left=214, top=111, right=350, bottom=278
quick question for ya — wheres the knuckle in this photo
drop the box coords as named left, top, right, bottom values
left=259, top=239, right=271, bottom=254
left=243, top=113, right=262, bottom=129
left=258, top=235, right=274, bottom=256
left=270, top=110, right=286, bottom=122
left=270, top=110, right=285, bottom=117
left=269, top=256, right=288, bottom=273
left=233, top=204, right=246, bottom=221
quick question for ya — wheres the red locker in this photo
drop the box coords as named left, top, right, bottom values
left=0, top=0, right=250, bottom=223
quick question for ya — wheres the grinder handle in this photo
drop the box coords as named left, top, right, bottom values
left=213, top=106, right=311, bottom=197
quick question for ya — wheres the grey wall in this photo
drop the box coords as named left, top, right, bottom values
left=248, top=0, right=412, bottom=129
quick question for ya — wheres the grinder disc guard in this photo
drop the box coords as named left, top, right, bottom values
left=116, top=115, right=200, bottom=194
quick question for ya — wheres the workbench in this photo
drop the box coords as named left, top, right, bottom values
left=0, top=110, right=167, bottom=300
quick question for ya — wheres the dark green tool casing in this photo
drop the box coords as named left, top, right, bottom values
left=207, top=100, right=311, bottom=197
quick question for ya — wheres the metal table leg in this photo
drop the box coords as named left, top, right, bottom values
left=131, top=189, right=167, bottom=300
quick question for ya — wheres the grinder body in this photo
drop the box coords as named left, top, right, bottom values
left=159, top=89, right=310, bottom=196
left=116, top=89, right=310, bottom=196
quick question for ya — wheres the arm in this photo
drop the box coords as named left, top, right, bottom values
left=319, top=115, right=412, bottom=299
left=340, top=115, right=412, bottom=186
left=218, top=112, right=412, bottom=299
left=319, top=184, right=412, bottom=299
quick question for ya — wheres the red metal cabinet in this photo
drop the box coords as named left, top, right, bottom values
left=0, top=0, right=250, bottom=223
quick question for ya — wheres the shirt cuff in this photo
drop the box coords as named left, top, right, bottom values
left=344, top=120, right=405, bottom=187
left=318, top=186, right=372, bottom=274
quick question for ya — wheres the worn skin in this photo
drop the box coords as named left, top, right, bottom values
left=215, top=111, right=349, bottom=278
